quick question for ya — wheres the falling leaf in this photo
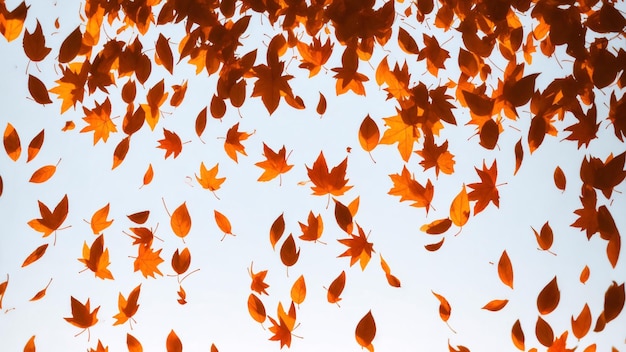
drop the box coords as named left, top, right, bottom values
left=155, top=34, right=174, bottom=74
left=113, top=284, right=141, bottom=325
left=450, top=185, right=470, bottom=227
left=327, top=271, right=346, bottom=304
left=26, top=129, right=44, bottom=162
left=255, top=144, right=294, bottom=182
left=298, top=211, right=324, bottom=242
left=0, top=275, right=8, bottom=309
left=171, top=248, right=191, bottom=275
left=21, top=244, right=48, bottom=267
left=166, top=330, right=182, bottom=352
left=134, top=244, right=164, bottom=279
left=514, top=138, right=523, bottom=175
left=482, top=299, right=509, bottom=311
left=432, top=291, right=452, bottom=323
left=142, top=164, right=153, bottom=187
left=290, top=275, right=306, bottom=305
left=28, top=75, right=52, bottom=104
left=358, top=115, right=380, bottom=154
left=511, top=319, right=525, bottom=350
left=3, top=123, right=21, bottom=161
left=380, top=254, right=401, bottom=287
left=306, top=152, right=353, bottom=197
left=280, top=234, right=300, bottom=267
left=249, top=262, right=269, bottom=295
left=23, top=20, right=51, bottom=61
left=425, top=238, right=445, bottom=251
left=27, top=194, right=69, bottom=238
left=580, top=265, right=590, bottom=284
left=554, top=166, right=566, bottom=191
left=533, top=222, right=554, bottom=251
left=268, top=301, right=297, bottom=348
left=316, top=92, right=327, bottom=115
left=127, top=333, right=143, bottom=352
left=80, top=98, right=117, bottom=145
left=603, top=281, right=624, bottom=324
left=223, top=123, right=251, bottom=162
left=29, top=278, right=52, bottom=301
left=571, top=303, right=592, bottom=339
left=214, top=210, right=234, bottom=240
left=64, top=296, right=99, bottom=331
left=112, top=137, right=130, bottom=170
left=170, top=202, right=191, bottom=239
left=23, top=335, right=36, bottom=352
left=420, top=218, right=452, bottom=234
left=196, top=162, right=225, bottom=194
left=78, top=234, right=114, bottom=280
left=355, top=310, right=376, bottom=352
left=127, top=211, right=150, bottom=225
left=195, top=107, right=207, bottom=140
left=334, top=199, right=353, bottom=234
left=535, top=315, right=554, bottom=347
left=247, top=293, right=266, bottom=323
left=537, top=276, right=560, bottom=315
left=157, top=129, right=183, bottom=159
left=498, top=250, right=514, bottom=289
left=29, top=164, right=57, bottom=183
left=388, top=166, right=434, bottom=212
left=338, top=224, right=375, bottom=270
left=468, top=160, right=500, bottom=215
left=90, top=203, right=113, bottom=235
left=269, top=213, right=285, bottom=250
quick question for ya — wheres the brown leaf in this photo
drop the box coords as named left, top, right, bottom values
left=64, top=296, right=99, bottom=330
left=157, top=129, right=182, bottom=159
left=571, top=303, right=592, bottom=339
left=537, top=276, right=560, bottom=315
left=355, top=310, right=376, bottom=352
left=26, top=129, right=44, bottom=163
left=280, top=234, right=299, bottom=267
left=604, top=281, right=624, bottom=324
left=29, top=278, right=52, bottom=301
left=327, top=271, right=346, bottom=304
left=224, top=123, right=251, bottom=162
left=155, top=34, right=174, bottom=74
left=306, top=152, right=353, bottom=197
left=255, top=144, right=293, bottom=182
left=28, top=75, right=52, bottom=104
left=58, top=26, right=82, bottom=63
left=425, top=237, right=445, bottom=251
left=112, top=136, right=130, bottom=169
left=269, top=213, right=285, bottom=250
left=166, top=330, right=182, bottom=352
left=420, top=218, right=452, bottom=234
left=511, top=319, right=525, bottom=350
left=171, top=248, right=191, bottom=275
left=338, top=224, right=374, bottom=270
left=3, top=123, right=21, bottom=161
left=432, top=291, right=451, bottom=322
left=316, top=92, right=327, bottom=115
left=380, top=254, right=401, bottom=287
left=358, top=115, right=380, bottom=153
left=127, top=333, right=143, bottom=352
left=23, top=20, right=51, bottom=61
left=482, top=299, right=509, bottom=311
left=298, top=211, right=323, bottom=242
left=127, top=211, right=149, bottom=224
left=514, top=138, right=523, bottom=175
left=554, top=166, right=566, bottom=191
left=533, top=221, right=554, bottom=251
left=497, top=250, right=514, bottom=289
left=195, top=107, right=207, bottom=140
left=27, top=194, right=69, bottom=238
left=535, top=316, right=554, bottom=347
left=22, top=244, right=48, bottom=267
left=580, top=265, right=590, bottom=284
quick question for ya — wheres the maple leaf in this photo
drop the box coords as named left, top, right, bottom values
left=196, top=162, right=225, bottom=194
left=134, top=244, right=164, bottom=279
left=580, top=152, right=626, bottom=198
left=157, top=128, right=182, bottom=159
left=388, top=166, right=434, bottom=211
left=64, top=296, right=99, bottom=332
left=416, top=132, right=455, bottom=176
left=297, top=36, right=333, bottom=77
left=418, top=34, right=450, bottom=76
left=224, top=122, right=251, bottom=162
left=306, top=152, right=352, bottom=197
left=571, top=185, right=599, bottom=239
left=251, top=59, right=294, bottom=114
left=78, top=234, right=114, bottom=280
left=89, top=203, right=113, bottom=234
left=564, top=104, right=599, bottom=148
left=380, top=112, right=420, bottom=162
left=249, top=262, right=269, bottom=295
left=49, top=60, right=90, bottom=113
left=338, top=224, right=375, bottom=270
left=88, top=340, right=109, bottom=352
left=268, top=302, right=297, bottom=348
left=255, top=143, right=293, bottom=183
left=27, top=194, right=69, bottom=238
left=113, top=284, right=141, bottom=326
left=298, top=211, right=324, bottom=242
left=467, top=160, right=500, bottom=215
left=80, top=98, right=117, bottom=145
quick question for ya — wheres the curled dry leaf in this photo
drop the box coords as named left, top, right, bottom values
left=127, top=210, right=149, bottom=224
left=425, top=238, right=445, bottom=251
left=355, top=310, right=376, bottom=352
left=380, top=254, right=401, bottom=287
left=30, top=278, right=52, bottom=301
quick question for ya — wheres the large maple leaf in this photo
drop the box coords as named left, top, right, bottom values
left=467, top=160, right=500, bottom=215
left=251, top=60, right=294, bottom=114
left=388, top=166, right=434, bottom=212
left=255, top=143, right=293, bottom=183
left=338, top=224, right=375, bottom=270
left=80, top=98, right=117, bottom=145
left=305, top=152, right=352, bottom=197
left=64, top=296, right=99, bottom=331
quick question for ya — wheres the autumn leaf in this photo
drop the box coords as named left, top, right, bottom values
left=23, top=20, right=51, bottom=61
left=81, top=98, right=116, bottom=145
left=306, top=152, right=352, bottom=197
left=338, top=224, right=375, bottom=270
left=127, top=333, right=143, bottom=352
left=571, top=303, right=592, bottom=339
left=28, top=74, right=52, bottom=105
left=26, top=129, right=44, bottom=162
left=64, top=296, right=99, bottom=332
left=298, top=211, right=323, bottom=242
left=380, top=254, right=401, bottom=287
left=89, top=203, right=113, bottom=234
left=170, top=202, right=191, bottom=239
left=166, top=330, right=183, bottom=352
left=249, top=262, right=269, bottom=295
left=482, top=299, right=509, bottom=311
left=580, top=265, right=590, bottom=284
left=248, top=293, right=266, bottom=323
left=467, top=160, right=500, bottom=215
left=268, top=302, right=297, bottom=348
left=450, top=185, right=470, bottom=227
left=535, top=316, right=554, bottom=347
left=3, top=122, right=21, bottom=161
left=355, top=310, right=376, bottom=352
left=511, top=319, right=525, bottom=350
left=78, top=234, right=114, bottom=280
left=142, top=164, right=153, bottom=188
left=379, top=113, right=419, bottom=162
left=327, top=271, right=346, bottom=304
left=155, top=34, right=174, bottom=74
left=497, top=250, right=514, bottom=289
left=432, top=291, right=454, bottom=331
left=297, top=37, right=333, bottom=77
left=416, top=132, right=455, bottom=176
left=113, top=284, right=141, bottom=326
left=27, top=194, right=69, bottom=238
left=29, top=278, right=52, bottom=301
left=214, top=210, right=234, bottom=240
left=533, top=221, right=554, bottom=252
left=21, top=243, right=48, bottom=267
left=537, top=276, right=560, bottom=315
left=134, top=244, right=164, bottom=279
left=127, top=210, right=150, bottom=225
left=269, top=213, right=285, bottom=250
left=603, top=281, right=624, bottom=324
left=196, top=162, right=225, bottom=195
left=255, top=143, right=293, bottom=183
left=418, top=34, right=450, bottom=76
left=280, top=234, right=300, bottom=267
left=251, top=56, right=295, bottom=114
left=291, top=275, right=306, bottom=305
left=0, top=275, right=7, bottom=309
left=29, top=164, right=57, bottom=184
left=388, top=166, right=434, bottom=212
left=23, top=335, right=36, bottom=352
left=554, top=166, right=566, bottom=191
left=420, top=218, right=452, bottom=235
left=171, top=248, right=191, bottom=275
left=358, top=115, right=380, bottom=156
left=157, top=128, right=183, bottom=159
left=224, top=123, right=251, bottom=162
left=88, top=340, right=108, bottom=352
left=316, top=92, right=327, bottom=115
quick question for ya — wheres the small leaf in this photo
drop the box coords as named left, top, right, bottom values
left=482, top=299, right=508, bottom=311
left=358, top=115, right=380, bottom=152
left=26, top=130, right=44, bottom=163
left=171, top=202, right=191, bottom=239
left=450, top=185, right=470, bottom=227
left=316, top=92, right=327, bottom=115
left=511, top=319, right=525, bottom=350
left=498, top=250, right=514, bottom=289
left=90, top=203, right=113, bottom=234
left=290, top=275, right=306, bottom=305
left=571, top=303, right=592, bottom=339
left=280, top=234, right=299, bottom=267
left=127, top=333, right=143, bottom=352
left=142, top=164, right=154, bottom=187
left=554, top=166, right=566, bottom=191
left=432, top=291, right=451, bottom=322
left=214, top=210, right=233, bottom=240
left=537, top=276, right=560, bottom=315
left=269, top=213, right=285, bottom=249
left=4, top=123, right=21, bottom=161
left=22, top=244, right=48, bottom=267
left=420, top=218, right=452, bottom=234
left=604, top=281, right=624, bottom=323
left=24, top=335, right=36, bottom=352
left=535, top=316, right=554, bottom=347
left=247, top=293, right=266, bottom=323
left=355, top=310, right=376, bottom=352
left=28, top=75, right=52, bottom=104
left=127, top=211, right=149, bottom=224
left=29, top=164, right=56, bottom=183
left=580, top=265, right=590, bottom=284
left=327, top=271, right=346, bottom=304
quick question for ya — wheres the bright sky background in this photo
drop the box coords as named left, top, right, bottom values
left=1, top=0, right=625, bottom=351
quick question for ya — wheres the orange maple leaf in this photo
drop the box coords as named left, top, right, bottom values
left=248, top=262, right=269, bottom=295
left=379, top=113, right=420, bottom=162
left=113, top=284, right=141, bottom=326
left=157, top=128, right=182, bottom=159
left=388, top=166, right=434, bottom=212
left=49, top=61, right=89, bottom=113
left=251, top=59, right=294, bottom=114
left=467, top=160, right=500, bottom=215
left=88, top=340, right=108, bottom=352
left=268, top=302, right=297, bottom=348
left=224, top=123, right=251, bottom=163
left=305, top=152, right=352, bottom=197
left=134, top=244, right=164, bottom=279
left=27, top=194, right=69, bottom=238
left=415, top=132, right=455, bottom=176
left=297, top=36, right=334, bottom=77
left=89, top=203, right=113, bottom=234
left=78, top=234, right=114, bottom=280
left=298, top=211, right=324, bottom=242
left=80, top=98, right=117, bottom=145
left=255, top=143, right=293, bottom=183
left=196, top=162, right=225, bottom=194
left=64, top=296, right=99, bottom=332
left=338, top=224, right=375, bottom=270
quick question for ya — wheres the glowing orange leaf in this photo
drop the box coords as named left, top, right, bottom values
left=89, top=203, right=113, bottom=234
left=537, top=276, right=560, bottom=315
left=170, top=202, right=191, bottom=239
left=327, top=271, right=346, bottom=304
left=64, top=296, right=99, bottom=331
left=166, top=330, right=182, bottom=352
left=113, top=284, right=141, bottom=326
left=224, top=123, right=251, bottom=162
left=290, top=275, right=306, bottom=305
left=338, top=224, right=374, bottom=270
left=27, top=194, right=69, bottom=238
left=306, top=152, right=352, bottom=197
left=3, top=123, right=21, bottom=161
left=21, top=243, right=48, bottom=267
left=214, top=210, right=234, bottom=240
left=79, top=234, right=114, bottom=280
left=255, top=143, right=293, bottom=183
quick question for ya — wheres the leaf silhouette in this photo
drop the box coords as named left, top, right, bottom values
left=553, top=166, right=566, bottom=191
left=113, top=284, right=141, bottom=326
left=255, top=143, right=293, bottom=182
left=388, top=166, right=434, bottom=212
left=468, top=160, right=499, bottom=215
left=338, top=224, right=374, bottom=270
left=603, top=281, right=624, bottom=324
left=249, top=262, right=269, bottom=295
left=280, top=234, right=300, bottom=267
left=571, top=303, right=591, bottom=339
left=269, top=213, right=285, bottom=250
left=327, top=271, right=346, bottom=304
left=355, top=310, right=376, bottom=352
left=26, top=129, right=44, bottom=162
left=166, top=330, right=182, bottom=352
left=298, top=211, right=323, bottom=242
left=28, top=74, right=52, bottom=105
left=27, top=194, right=69, bottom=238
left=537, top=276, right=560, bottom=315
left=58, top=26, right=82, bottom=63
left=79, top=234, right=114, bottom=280
left=127, top=211, right=150, bottom=225
left=511, top=319, right=525, bottom=350
left=306, top=152, right=352, bottom=197
left=196, top=162, right=225, bottom=195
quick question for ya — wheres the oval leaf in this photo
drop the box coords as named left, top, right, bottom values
left=537, top=276, right=560, bottom=315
